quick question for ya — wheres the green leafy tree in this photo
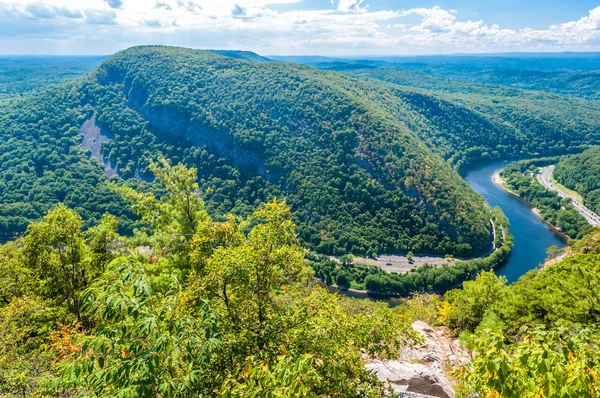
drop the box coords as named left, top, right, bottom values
left=441, top=271, right=507, bottom=333
left=58, top=258, right=220, bottom=397
left=86, top=214, right=120, bottom=275
left=335, top=271, right=351, bottom=290
left=21, top=205, right=91, bottom=322
left=52, top=159, right=416, bottom=397
left=113, top=155, right=209, bottom=274
left=457, top=327, right=600, bottom=397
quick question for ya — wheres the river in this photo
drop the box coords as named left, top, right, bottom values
left=463, top=160, right=567, bottom=284
left=330, top=159, right=568, bottom=305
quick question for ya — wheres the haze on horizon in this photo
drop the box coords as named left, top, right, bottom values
left=1, top=0, right=600, bottom=56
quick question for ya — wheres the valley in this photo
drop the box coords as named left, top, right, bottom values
left=0, top=46, right=599, bottom=396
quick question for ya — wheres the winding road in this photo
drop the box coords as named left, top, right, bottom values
left=537, top=166, right=600, bottom=227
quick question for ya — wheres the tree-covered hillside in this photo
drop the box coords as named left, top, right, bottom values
left=554, top=146, right=600, bottom=214
left=0, top=46, right=493, bottom=257
left=273, top=53, right=600, bottom=101
left=347, top=68, right=600, bottom=170
left=0, top=86, right=141, bottom=237
left=0, top=56, right=105, bottom=99
left=0, top=161, right=416, bottom=396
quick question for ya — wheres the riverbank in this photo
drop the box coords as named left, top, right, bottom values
left=492, top=169, right=520, bottom=198
left=310, top=207, right=512, bottom=298
left=464, top=160, right=567, bottom=283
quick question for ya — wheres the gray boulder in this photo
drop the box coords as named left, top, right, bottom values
left=365, top=320, right=471, bottom=398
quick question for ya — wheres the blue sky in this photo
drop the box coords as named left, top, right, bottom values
left=0, top=0, right=599, bottom=55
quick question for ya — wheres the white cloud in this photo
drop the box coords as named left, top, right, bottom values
left=104, top=0, right=123, bottom=10
left=24, top=2, right=84, bottom=19
left=0, top=0, right=598, bottom=55
left=333, top=0, right=367, bottom=13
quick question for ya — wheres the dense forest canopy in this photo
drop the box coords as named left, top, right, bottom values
left=2, top=47, right=600, bottom=258
left=555, top=146, right=600, bottom=215
left=345, top=68, right=600, bottom=170
left=0, top=56, right=106, bottom=99
left=0, top=46, right=497, bottom=257
left=273, top=53, right=600, bottom=101
left=1, top=157, right=598, bottom=396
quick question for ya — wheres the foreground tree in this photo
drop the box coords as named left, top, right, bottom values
left=50, top=158, right=416, bottom=396
left=457, top=327, right=600, bottom=397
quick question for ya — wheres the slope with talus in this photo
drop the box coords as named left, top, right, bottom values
left=76, top=45, right=492, bottom=257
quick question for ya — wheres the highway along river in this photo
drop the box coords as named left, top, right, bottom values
left=463, top=160, right=567, bottom=284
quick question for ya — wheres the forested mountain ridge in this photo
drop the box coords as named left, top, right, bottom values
left=554, top=146, right=600, bottom=214
left=87, top=46, right=493, bottom=256
left=346, top=68, right=600, bottom=170
left=0, top=46, right=493, bottom=257
left=275, top=54, right=600, bottom=101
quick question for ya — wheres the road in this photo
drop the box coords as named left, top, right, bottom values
left=355, top=219, right=504, bottom=274
left=537, top=166, right=600, bottom=227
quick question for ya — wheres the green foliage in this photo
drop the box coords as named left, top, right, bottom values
left=0, top=83, right=140, bottom=236
left=0, top=158, right=414, bottom=396
left=58, top=259, right=220, bottom=397
left=442, top=271, right=508, bottom=333
left=555, top=146, right=600, bottom=214
left=500, top=158, right=591, bottom=239
left=347, top=68, right=600, bottom=171
left=497, top=251, right=600, bottom=332
left=457, top=327, right=600, bottom=397
left=335, top=271, right=351, bottom=289
left=0, top=296, right=71, bottom=397
left=113, top=156, right=209, bottom=274
left=393, top=293, right=443, bottom=325
left=311, top=207, right=513, bottom=295
left=21, top=204, right=106, bottom=322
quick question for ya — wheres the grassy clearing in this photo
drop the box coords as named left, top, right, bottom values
left=550, top=173, right=584, bottom=201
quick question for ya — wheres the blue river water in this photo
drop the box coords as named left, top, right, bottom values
left=463, top=160, right=567, bottom=284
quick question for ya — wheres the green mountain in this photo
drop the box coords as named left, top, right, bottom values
left=210, top=50, right=273, bottom=63
left=273, top=53, right=600, bottom=101
left=0, top=46, right=493, bottom=257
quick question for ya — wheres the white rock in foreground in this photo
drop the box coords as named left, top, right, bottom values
left=365, top=360, right=453, bottom=398
left=365, top=321, right=470, bottom=398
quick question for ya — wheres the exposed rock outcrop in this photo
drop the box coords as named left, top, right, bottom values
left=80, top=111, right=118, bottom=178
left=365, top=321, right=470, bottom=398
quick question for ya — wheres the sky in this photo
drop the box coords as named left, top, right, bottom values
left=1, top=0, right=600, bottom=55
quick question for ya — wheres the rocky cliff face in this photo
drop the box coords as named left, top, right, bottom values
left=366, top=321, right=470, bottom=398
